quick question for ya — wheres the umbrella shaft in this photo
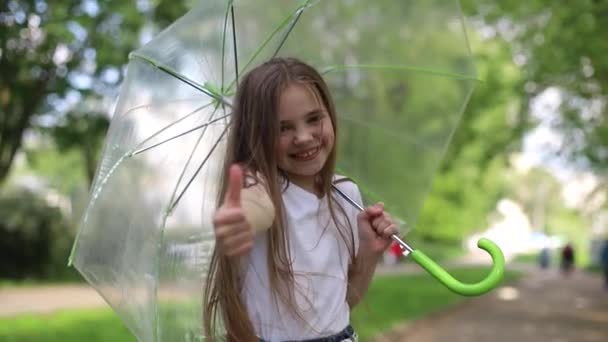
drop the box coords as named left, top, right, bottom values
left=331, top=185, right=413, bottom=253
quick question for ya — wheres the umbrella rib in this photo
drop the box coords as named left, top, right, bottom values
left=130, top=52, right=233, bottom=108
left=167, top=123, right=229, bottom=214
left=130, top=114, right=230, bottom=156
left=221, top=0, right=235, bottom=93
left=225, top=3, right=307, bottom=93
left=272, top=5, right=305, bottom=57
left=120, top=98, right=210, bottom=122
left=321, top=64, right=482, bottom=82
left=129, top=102, right=214, bottom=155
left=231, top=5, right=239, bottom=87
left=166, top=103, right=223, bottom=214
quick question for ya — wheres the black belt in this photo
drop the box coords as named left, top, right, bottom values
left=259, top=325, right=357, bottom=342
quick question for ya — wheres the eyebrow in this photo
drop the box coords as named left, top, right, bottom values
left=279, top=109, right=324, bottom=124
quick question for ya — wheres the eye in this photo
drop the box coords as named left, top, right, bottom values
left=307, top=113, right=322, bottom=124
left=280, top=123, right=293, bottom=133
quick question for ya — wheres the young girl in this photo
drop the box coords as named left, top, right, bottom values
left=203, top=57, right=399, bottom=341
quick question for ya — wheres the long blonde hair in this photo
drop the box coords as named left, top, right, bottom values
left=203, top=57, right=356, bottom=340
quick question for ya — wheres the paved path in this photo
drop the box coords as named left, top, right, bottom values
left=0, top=259, right=478, bottom=317
left=378, top=269, right=608, bottom=342
left=0, top=284, right=108, bottom=317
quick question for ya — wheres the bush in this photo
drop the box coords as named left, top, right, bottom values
left=0, top=189, right=76, bottom=281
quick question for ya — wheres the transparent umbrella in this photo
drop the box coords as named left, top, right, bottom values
left=69, top=0, right=504, bottom=341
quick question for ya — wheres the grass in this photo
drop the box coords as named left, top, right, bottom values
left=0, top=267, right=520, bottom=342
left=0, top=309, right=135, bottom=342
left=0, top=269, right=85, bottom=288
left=512, top=252, right=540, bottom=264
left=405, top=239, right=465, bottom=263
left=585, top=265, right=602, bottom=274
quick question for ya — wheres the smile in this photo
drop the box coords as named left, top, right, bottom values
left=291, top=147, right=320, bottom=161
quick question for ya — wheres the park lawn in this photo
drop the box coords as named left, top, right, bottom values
left=0, top=309, right=135, bottom=342
left=585, top=265, right=601, bottom=274
left=0, top=267, right=520, bottom=342
left=1, top=270, right=84, bottom=288
left=512, top=252, right=540, bottom=264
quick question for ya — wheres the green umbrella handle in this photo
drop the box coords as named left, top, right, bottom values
left=329, top=185, right=505, bottom=296
left=409, top=238, right=505, bottom=296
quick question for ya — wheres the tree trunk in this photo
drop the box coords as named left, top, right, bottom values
left=0, top=80, right=47, bottom=184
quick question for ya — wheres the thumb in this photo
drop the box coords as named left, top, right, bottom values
left=223, top=164, right=243, bottom=207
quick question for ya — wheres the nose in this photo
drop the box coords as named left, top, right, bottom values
left=293, top=125, right=316, bottom=145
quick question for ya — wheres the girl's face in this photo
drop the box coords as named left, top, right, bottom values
left=276, top=83, right=334, bottom=191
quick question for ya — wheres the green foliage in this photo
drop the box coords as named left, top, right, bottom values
left=152, top=0, right=193, bottom=28
left=550, top=210, right=591, bottom=267
left=0, top=189, right=75, bottom=280
left=463, top=0, right=608, bottom=173
left=47, top=110, right=110, bottom=187
left=0, top=0, right=189, bottom=184
left=548, top=208, right=588, bottom=239
left=503, top=167, right=562, bottom=231
left=23, top=145, right=85, bottom=197
left=0, top=0, right=130, bottom=182
left=513, top=252, right=543, bottom=264
left=417, top=157, right=507, bottom=241
left=442, top=39, right=525, bottom=172
left=401, top=238, right=465, bottom=262
left=414, top=36, right=523, bottom=241
left=501, top=165, right=594, bottom=266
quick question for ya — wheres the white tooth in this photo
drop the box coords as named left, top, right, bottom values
left=294, top=147, right=318, bottom=158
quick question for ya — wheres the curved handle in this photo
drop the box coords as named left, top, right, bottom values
left=409, top=238, right=505, bottom=296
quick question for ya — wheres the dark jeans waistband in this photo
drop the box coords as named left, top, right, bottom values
left=259, top=325, right=356, bottom=342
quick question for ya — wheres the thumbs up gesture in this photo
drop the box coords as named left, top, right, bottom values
left=213, top=164, right=254, bottom=257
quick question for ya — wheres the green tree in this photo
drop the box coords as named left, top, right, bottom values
left=1, top=0, right=140, bottom=183
left=415, top=36, right=524, bottom=242
left=504, top=166, right=563, bottom=232
left=463, top=0, right=608, bottom=174
left=48, top=101, right=109, bottom=187
left=0, top=0, right=191, bottom=185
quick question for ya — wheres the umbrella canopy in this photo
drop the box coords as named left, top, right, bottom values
left=69, top=0, right=481, bottom=341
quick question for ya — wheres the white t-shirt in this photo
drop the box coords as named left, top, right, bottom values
left=240, top=177, right=362, bottom=341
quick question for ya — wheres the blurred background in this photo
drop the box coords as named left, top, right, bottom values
left=1, top=0, right=607, bottom=341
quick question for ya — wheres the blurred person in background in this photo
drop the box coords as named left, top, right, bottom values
left=601, top=238, right=608, bottom=289
left=538, top=246, right=551, bottom=270
left=560, top=242, right=575, bottom=276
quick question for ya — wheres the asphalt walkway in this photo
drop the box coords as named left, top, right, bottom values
left=378, top=269, right=608, bottom=342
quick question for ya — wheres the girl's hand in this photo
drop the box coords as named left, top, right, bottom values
left=212, top=164, right=254, bottom=257
left=357, top=202, right=399, bottom=257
